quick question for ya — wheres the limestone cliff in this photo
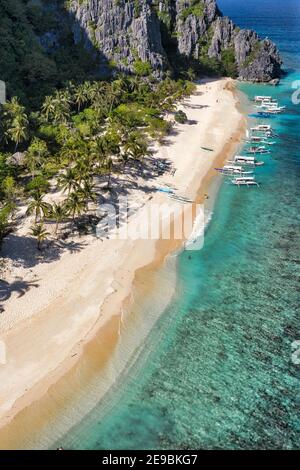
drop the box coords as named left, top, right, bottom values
left=64, top=0, right=283, bottom=81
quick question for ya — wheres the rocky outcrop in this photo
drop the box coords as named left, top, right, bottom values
left=234, top=31, right=282, bottom=82
left=174, top=0, right=220, bottom=59
left=69, top=0, right=167, bottom=77
left=208, top=17, right=236, bottom=58
left=172, top=0, right=282, bottom=81
left=65, top=0, right=282, bottom=82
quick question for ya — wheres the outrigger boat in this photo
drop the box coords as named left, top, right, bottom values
left=257, top=103, right=285, bottom=111
left=255, top=111, right=275, bottom=117
left=245, top=136, right=276, bottom=145
left=264, top=106, right=285, bottom=114
left=263, top=132, right=278, bottom=139
left=247, top=135, right=264, bottom=143
left=215, top=165, right=253, bottom=176
left=246, top=146, right=271, bottom=155
left=253, top=96, right=273, bottom=103
left=255, top=102, right=279, bottom=110
left=228, top=156, right=264, bottom=166
left=255, top=107, right=284, bottom=116
left=250, top=124, right=272, bottom=132
left=231, top=176, right=259, bottom=187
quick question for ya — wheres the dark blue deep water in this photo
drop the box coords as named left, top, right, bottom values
left=56, top=0, right=300, bottom=450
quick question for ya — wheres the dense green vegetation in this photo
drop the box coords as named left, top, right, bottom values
left=0, top=0, right=97, bottom=107
left=0, top=74, right=195, bottom=249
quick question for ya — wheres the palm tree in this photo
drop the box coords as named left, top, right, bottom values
left=65, top=191, right=85, bottom=221
left=73, top=159, right=91, bottom=184
left=53, top=102, right=70, bottom=125
left=74, top=83, right=89, bottom=112
left=26, top=138, right=48, bottom=178
left=3, top=98, right=29, bottom=150
left=123, top=131, right=149, bottom=162
left=6, top=115, right=28, bottom=150
left=90, top=81, right=108, bottom=102
left=3, top=96, right=27, bottom=119
left=107, top=81, right=123, bottom=113
left=42, top=91, right=71, bottom=124
left=60, top=133, right=88, bottom=164
left=26, top=193, right=52, bottom=223
left=58, top=168, right=80, bottom=194
left=41, top=95, right=56, bottom=122
left=30, top=223, right=49, bottom=251
left=79, top=178, right=97, bottom=209
left=50, top=202, right=67, bottom=236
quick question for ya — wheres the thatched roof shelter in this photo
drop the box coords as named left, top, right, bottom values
left=7, top=152, right=26, bottom=166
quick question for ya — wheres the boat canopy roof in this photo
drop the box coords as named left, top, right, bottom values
left=255, top=95, right=272, bottom=100
left=223, top=165, right=243, bottom=171
left=233, top=176, right=255, bottom=181
left=234, top=155, right=255, bottom=162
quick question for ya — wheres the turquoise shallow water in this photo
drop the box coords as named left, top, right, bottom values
left=57, top=0, right=300, bottom=450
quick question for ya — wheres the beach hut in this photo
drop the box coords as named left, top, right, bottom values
left=7, top=152, right=26, bottom=167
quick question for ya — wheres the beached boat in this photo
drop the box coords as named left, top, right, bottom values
left=231, top=176, right=259, bottom=187
left=228, top=156, right=264, bottom=166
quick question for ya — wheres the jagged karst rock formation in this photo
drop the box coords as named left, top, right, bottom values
left=58, top=0, right=283, bottom=82
left=69, top=0, right=167, bottom=77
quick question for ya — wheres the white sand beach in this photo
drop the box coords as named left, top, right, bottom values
left=0, top=78, right=246, bottom=448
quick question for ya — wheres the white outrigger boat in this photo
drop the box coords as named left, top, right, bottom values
left=246, top=146, right=271, bottom=155
left=215, top=165, right=253, bottom=176
left=254, top=96, right=273, bottom=103
left=245, top=135, right=276, bottom=145
left=263, top=106, right=285, bottom=114
left=231, top=176, right=259, bottom=187
left=249, top=125, right=278, bottom=139
left=255, top=101, right=279, bottom=109
left=255, top=102, right=285, bottom=111
left=228, top=156, right=264, bottom=166
left=251, top=124, right=272, bottom=132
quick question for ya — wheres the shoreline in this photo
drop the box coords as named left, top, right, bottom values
left=0, top=78, right=246, bottom=449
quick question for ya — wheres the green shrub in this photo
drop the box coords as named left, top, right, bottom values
left=133, top=60, right=152, bottom=77
left=26, top=175, right=50, bottom=194
left=221, top=48, right=238, bottom=77
left=181, top=1, right=205, bottom=21
left=174, top=110, right=188, bottom=124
